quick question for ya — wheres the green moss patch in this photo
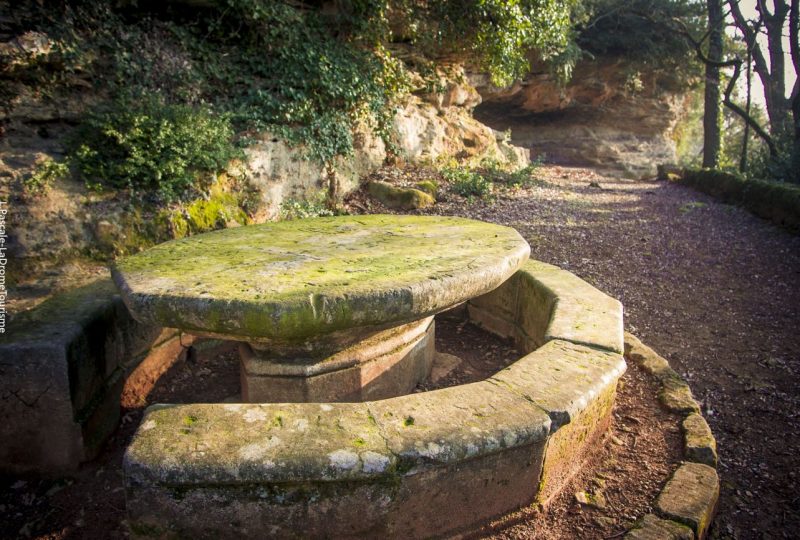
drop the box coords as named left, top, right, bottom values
left=367, top=181, right=435, bottom=210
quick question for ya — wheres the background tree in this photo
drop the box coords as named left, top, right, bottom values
left=703, top=0, right=724, bottom=167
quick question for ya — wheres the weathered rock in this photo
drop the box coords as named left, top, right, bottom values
left=489, top=339, right=625, bottom=504
left=429, top=351, right=462, bottom=382
left=122, top=259, right=628, bottom=538
left=368, top=380, right=550, bottom=469
left=683, top=413, right=718, bottom=467
left=243, top=126, right=386, bottom=221
left=656, top=462, right=719, bottom=539
left=393, top=98, right=529, bottom=167
left=240, top=317, right=435, bottom=403
left=626, top=514, right=693, bottom=540
left=490, top=340, right=625, bottom=430
left=625, top=332, right=701, bottom=415
left=472, top=58, right=685, bottom=177
left=659, top=377, right=701, bottom=415
left=113, top=215, right=530, bottom=350
left=414, top=179, right=439, bottom=197
left=575, top=490, right=607, bottom=510
left=367, top=180, right=435, bottom=210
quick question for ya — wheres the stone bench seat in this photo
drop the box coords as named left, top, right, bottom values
left=0, top=279, right=188, bottom=474
left=124, top=260, right=626, bottom=538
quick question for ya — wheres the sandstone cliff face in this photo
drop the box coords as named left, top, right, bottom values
left=471, top=59, right=685, bottom=178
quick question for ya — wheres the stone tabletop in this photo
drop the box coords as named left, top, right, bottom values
left=112, top=215, right=529, bottom=349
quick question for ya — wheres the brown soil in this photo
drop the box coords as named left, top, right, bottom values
left=347, top=163, right=800, bottom=538
left=0, top=312, right=680, bottom=539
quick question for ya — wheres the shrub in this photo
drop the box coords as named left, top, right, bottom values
left=23, top=158, right=69, bottom=195
left=443, top=167, right=493, bottom=199
left=679, top=169, right=800, bottom=233
left=279, top=197, right=335, bottom=221
left=71, top=98, right=241, bottom=202
left=476, top=155, right=544, bottom=187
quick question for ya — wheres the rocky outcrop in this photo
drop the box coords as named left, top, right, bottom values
left=472, top=59, right=685, bottom=178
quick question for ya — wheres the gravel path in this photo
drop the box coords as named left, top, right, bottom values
left=352, top=164, right=800, bottom=538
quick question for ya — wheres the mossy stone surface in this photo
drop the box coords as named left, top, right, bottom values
left=367, top=380, right=550, bottom=471
left=489, top=339, right=626, bottom=430
left=125, top=402, right=394, bottom=485
left=656, top=462, right=719, bottom=538
left=112, top=215, right=529, bottom=346
left=367, top=181, right=435, bottom=210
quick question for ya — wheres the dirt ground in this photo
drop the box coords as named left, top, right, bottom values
left=348, top=164, right=800, bottom=538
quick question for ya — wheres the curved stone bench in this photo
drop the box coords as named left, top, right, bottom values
left=124, top=260, right=626, bottom=538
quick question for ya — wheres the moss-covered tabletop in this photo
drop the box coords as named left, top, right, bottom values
left=112, top=215, right=529, bottom=350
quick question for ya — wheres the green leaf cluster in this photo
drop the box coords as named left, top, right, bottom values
left=442, top=167, right=494, bottom=199
left=394, top=0, right=576, bottom=87
left=70, top=98, right=241, bottom=202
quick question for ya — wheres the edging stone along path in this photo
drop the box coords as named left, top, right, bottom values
left=623, top=333, right=720, bottom=540
left=124, top=260, right=627, bottom=538
left=0, top=279, right=190, bottom=474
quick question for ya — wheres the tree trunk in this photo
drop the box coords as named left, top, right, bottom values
left=703, top=0, right=724, bottom=168
left=789, top=0, right=800, bottom=180
left=741, top=49, right=752, bottom=172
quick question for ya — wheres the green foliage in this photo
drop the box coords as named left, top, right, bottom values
left=745, top=131, right=798, bottom=184
left=397, top=0, right=576, bottom=87
left=476, top=156, right=545, bottom=187
left=279, top=197, right=335, bottom=221
left=174, top=0, right=398, bottom=164
left=23, top=158, right=69, bottom=195
left=70, top=98, right=241, bottom=202
left=575, top=0, right=702, bottom=80
left=443, top=167, right=493, bottom=199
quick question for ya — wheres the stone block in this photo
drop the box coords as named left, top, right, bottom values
left=489, top=339, right=625, bottom=504
left=517, top=260, right=624, bottom=354
left=515, top=264, right=557, bottom=348
left=626, top=514, right=693, bottom=539
left=368, top=381, right=550, bottom=471
left=0, top=278, right=177, bottom=473
left=659, top=377, right=701, bottom=415
left=625, top=332, right=700, bottom=415
left=125, top=401, right=397, bottom=538
left=656, top=462, right=719, bottom=539
left=241, top=318, right=434, bottom=403
left=125, top=382, right=551, bottom=538
left=385, top=443, right=545, bottom=538
left=490, top=339, right=626, bottom=430
left=683, top=413, right=718, bottom=467
left=121, top=335, right=191, bottom=408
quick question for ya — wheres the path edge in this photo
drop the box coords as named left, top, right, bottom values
left=624, top=332, right=720, bottom=540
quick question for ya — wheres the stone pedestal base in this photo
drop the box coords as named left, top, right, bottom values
left=240, top=317, right=435, bottom=403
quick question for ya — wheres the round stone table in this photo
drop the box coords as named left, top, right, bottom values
left=113, top=214, right=530, bottom=402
